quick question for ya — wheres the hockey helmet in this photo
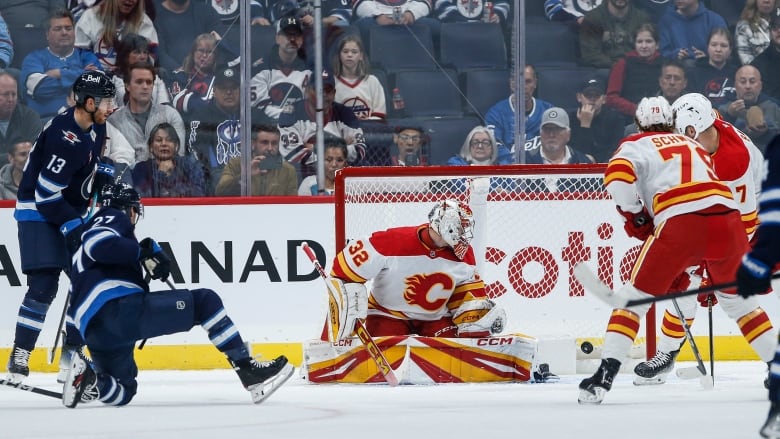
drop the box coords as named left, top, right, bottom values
left=428, top=200, right=474, bottom=260
left=672, top=93, right=716, bottom=139
left=634, top=96, right=674, bottom=131
left=100, top=183, right=143, bottom=222
left=72, top=70, right=116, bottom=106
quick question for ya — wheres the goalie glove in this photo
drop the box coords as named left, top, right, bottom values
left=326, top=278, right=368, bottom=342
left=452, top=299, right=506, bottom=338
left=616, top=206, right=654, bottom=241
left=139, top=238, right=171, bottom=281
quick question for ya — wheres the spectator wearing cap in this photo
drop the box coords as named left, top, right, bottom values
left=250, top=16, right=311, bottom=122
left=109, top=63, right=185, bottom=163
left=568, top=77, right=625, bottom=163
left=154, top=0, right=222, bottom=72
left=279, top=69, right=366, bottom=179
left=751, top=8, right=780, bottom=102
left=658, top=0, right=728, bottom=63
left=485, top=65, right=554, bottom=152
left=527, top=107, right=594, bottom=165
left=606, top=23, right=663, bottom=123
left=352, top=0, right=441, bottom=50
left=187, top=63, right=244, bottom=193
left=388, top=124, right=427, bottom=166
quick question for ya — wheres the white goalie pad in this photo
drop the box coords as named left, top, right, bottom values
left=453, top=299, right=506, bottom=337
left=326, top=278, right=368, bottom=342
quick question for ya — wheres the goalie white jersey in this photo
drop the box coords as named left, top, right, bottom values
left=330, top=225, right=488, bottom=322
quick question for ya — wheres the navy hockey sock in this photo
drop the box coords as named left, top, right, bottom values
left=13, top=297, right=51, bottom=350
left=192, top=289, right=247, bottom=359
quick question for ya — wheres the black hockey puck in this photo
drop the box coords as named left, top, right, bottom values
left=581, top=341, right=594, bottom=354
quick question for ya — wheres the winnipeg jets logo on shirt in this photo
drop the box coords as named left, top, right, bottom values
left=62, top=130, right=81, bottom=145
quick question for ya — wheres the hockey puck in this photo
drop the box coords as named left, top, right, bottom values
left=581, top=341, right=594, bottom=354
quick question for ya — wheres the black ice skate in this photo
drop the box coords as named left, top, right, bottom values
left=578, top=358, right=621, bottom=404
left=761, top=402, right=780, bottom=438
left=533, top=363, right=560, bottom=383
left=6, top=345, right=31, bottom=383
left=633, top=349, right=679, bottom=386
left=62, top=352, right=98, bottom=408
left=231, top=355, right=294, bottom=404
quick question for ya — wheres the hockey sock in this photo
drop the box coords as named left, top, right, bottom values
left=13, top=297, right=51, bottom=350
left=96, top=374, right=134, bottom=406
left=192, top=289, right=248, bottom=360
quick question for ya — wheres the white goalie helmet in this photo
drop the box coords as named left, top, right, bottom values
left=428, top=200, right=475, bottom=260
left=635, top=96, right=674, bottom=130
left=671, top=93, right=715, bottom=139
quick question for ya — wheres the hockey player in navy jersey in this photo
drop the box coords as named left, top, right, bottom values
left=62, top=183, right=293, bottom=408
left=736, top=134, right=780, bottom=438
left=7, top=70, right=117, bottom=385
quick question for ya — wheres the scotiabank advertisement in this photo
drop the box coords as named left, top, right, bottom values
left=0, top=198, right=777, bottom=357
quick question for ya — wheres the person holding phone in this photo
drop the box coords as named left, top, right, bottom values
left=214, top=124, right=298, bottom=196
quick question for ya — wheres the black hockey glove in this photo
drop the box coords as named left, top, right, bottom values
left=736, top=254, right=772, bottom=298
left=60, top=219, right=86, bottom=254
left=139, top=238, right=171, bottom=281
left=91, top=159, right=115, bottom=197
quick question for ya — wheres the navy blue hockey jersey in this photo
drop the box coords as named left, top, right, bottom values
left=752, top=136, right=780, bottom=267
left=14, top=106, right=106, bottom=229
left=69, top=207, right=147, bottom=337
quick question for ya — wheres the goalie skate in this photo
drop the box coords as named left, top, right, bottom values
left=232, top=355, right=294, bottom=404
left=633, top=350, right=679, bottom=386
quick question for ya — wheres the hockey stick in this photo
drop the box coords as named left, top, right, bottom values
left=670, top=298, right=712, bottom=388
left=0, top=378, right=62, bottom=399
left=48, top=289, right=71, bottom=365
left=708, top=296, right=715, bottom=384
left=624, top=272, right=780, bottom=307
left=301, top=242, right=399, bottom=386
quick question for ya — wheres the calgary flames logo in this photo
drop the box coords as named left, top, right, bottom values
left=402, top=273, right=454, bottom=311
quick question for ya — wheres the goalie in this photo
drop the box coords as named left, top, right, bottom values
left=323, top=199, right=506, bottom=342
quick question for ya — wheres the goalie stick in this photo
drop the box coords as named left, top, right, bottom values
left=0, top=378, right=62, bottom=399
left=301, top=242, right=399, bottom=387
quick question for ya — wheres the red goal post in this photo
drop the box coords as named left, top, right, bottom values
left=334, top=165, right=656, bottom=359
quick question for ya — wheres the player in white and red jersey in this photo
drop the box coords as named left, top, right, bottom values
left=323, top=200, right=505, bottom=342
left=633, top=93, right=775, bottom=386
left=578, top=96, right=748, bottom=404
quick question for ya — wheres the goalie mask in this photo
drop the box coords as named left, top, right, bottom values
left=428, top=200, right=474, bottom=260
left=100, top=183, right=144, bottom=224
left=671, top=93, right=715, bottom=140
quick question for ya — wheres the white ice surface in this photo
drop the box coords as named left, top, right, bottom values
left=0, top=361, right=771, bottom=439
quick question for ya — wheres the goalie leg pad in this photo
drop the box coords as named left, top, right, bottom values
left=327, top=279, right=367, bottom=342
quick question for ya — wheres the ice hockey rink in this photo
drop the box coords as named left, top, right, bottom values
left=0, top=361, right=771, bottom=439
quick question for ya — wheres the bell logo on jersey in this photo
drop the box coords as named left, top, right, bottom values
left=62, top=130, right=81, bottom=145
left=402, top=273, right=454, bottom=311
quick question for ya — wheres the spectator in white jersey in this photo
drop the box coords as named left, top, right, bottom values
left=332, top=34, right=386, bottom=120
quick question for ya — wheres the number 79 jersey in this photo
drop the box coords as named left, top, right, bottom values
left=605, top=131, right=737, bottom=225
left=329, top=225, right=488, bottom=322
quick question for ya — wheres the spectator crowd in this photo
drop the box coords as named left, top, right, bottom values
left=0, top=0, right=774, bottom=199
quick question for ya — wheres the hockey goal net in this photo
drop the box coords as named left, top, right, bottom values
left=334, top=165, right=655, bottom=358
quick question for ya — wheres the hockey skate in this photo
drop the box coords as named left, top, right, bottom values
left=57, top=345, right=83, bottom=384
left=62, top=352, right=98, bottom=408
left=231, top=355, right=294, bottom=404
left=6, top=345, right=31, bottom=384
left=633, top=349, right=679, bottom=386
left=761, top=402, right=780, bottom=438
left=578, top=358, right=620, bottom=404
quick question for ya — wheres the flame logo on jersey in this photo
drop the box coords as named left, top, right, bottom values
left=62, top=130, right=81, bottom=145
left=403, top=273, right=454, bottom=311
